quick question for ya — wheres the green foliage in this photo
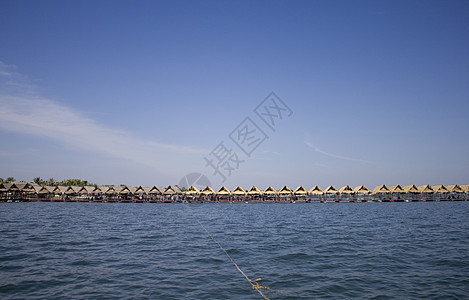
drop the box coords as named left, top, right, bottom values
left=30, top=176, right=96, bottom=187
left=0, top=177, right=17, bottom=183
left=57, top=179, right=90, bottom=187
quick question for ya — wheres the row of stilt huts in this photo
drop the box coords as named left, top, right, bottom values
left=1, top=182, right=468, bottom=203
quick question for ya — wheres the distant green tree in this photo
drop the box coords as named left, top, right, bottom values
left=33, top=177, right=45, bottom=185
left=57, top=179, right=93, bottom=187
left=6, top=177, right=15, bottom=183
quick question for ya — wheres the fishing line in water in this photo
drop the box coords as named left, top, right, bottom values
left=184, top=204, right=271, bottom=300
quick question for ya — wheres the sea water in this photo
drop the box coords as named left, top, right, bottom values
left=1, top=202, right=468, bottom=299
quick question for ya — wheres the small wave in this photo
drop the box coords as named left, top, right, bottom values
left=276, top=252, right=311, bottom=261
left=194, top=257, right=225, bottom=264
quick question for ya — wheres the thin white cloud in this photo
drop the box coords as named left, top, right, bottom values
left=0, top=95, right=207, bottom=171
left=0, top=62, right=208, bottom=177
left=0, top=61, right=15, bottom=77
left=304, top=141, right=371, bottom=163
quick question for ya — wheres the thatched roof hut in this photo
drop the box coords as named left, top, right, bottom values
left=184, top=186, right=200, bottom=195
left=216, top=186, right=231, bottom=195
left=418, top=185, right=434, bottom=193
left=293, top=186, right=308, bottom=195
left=80, top=186, right=96, bottom=194
left=54, top=186, right=68, bottom=195
left=200, top=186, right=216, bottom=195
left=339, top=185, right=354, bottom=194
left=35, top=185, right=50, bottom=195
left=63, top=186, right=76, bottom=195
left=31, top=184, right=41, bottom=194
left=372, top=185, right=389, bottom=194
left=134, top=186, right=149, bottom=194
left=247, top=186, right=262, bottom=195
left=31, top=184, right=41, bottom=193
left=403, top=185, right=419, bottom=193
left=263, top=186, right=277, bottom=195
left=461, top=185, right=469, bottom=193
left=43, top=186, right=55, bottom=193
left=388, top=185, right=404, bottom=193
left=232, top=186, right=246, bottom=195
left=309, top=186, right=323, bottom=195
left=353, top=185, right=371, bottom=194
left=164, top=185, right=181, bottom=195
left=149, top=186, right=164, bottom=195
left=432, top=185, right=448, bottom=193
left=104, top=186, right=117, bottom=195
left=278, top=186, right=293, bottom=196
left=324, top=186, right=339, bottom=194
left=115, top=186, right=127, bottom=195
left=446, top=184, right=464, bottom=193
left=98, top=186, right=108, bottom=194
left=7, top=182, right=33, bottom=192
left=93, top=186, right=104, bottom=194
left=2, top=182, right=13, bottom=191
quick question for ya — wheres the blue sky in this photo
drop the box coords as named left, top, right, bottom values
left=1, top=0, right=468, bottom=189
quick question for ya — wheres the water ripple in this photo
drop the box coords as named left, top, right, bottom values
left=1, top=202, right=469, bottom=299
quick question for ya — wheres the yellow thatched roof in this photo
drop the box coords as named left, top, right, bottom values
left=82, top=186, right=96, bottom=194
left=45, top=186, right=56, bottom=193
left=70, top=186, right=81, bottom=193
left=372, top=184, right=390, bottom=194
left=55, top=186, right=68, bottom=194
left=461, top=185, right=469, bottom=192
left=105, top=186, right=117, bottom=195
left=263, top=186, right=277, bottom=195
left=387, top=185, right=403, bottom=193
left=293, top=186, right=308, bottom=195
left=184, top=186, right=200, bottom=195
left=324, top=186, right=339, bottom=194
left=117, top=186, right=130, bottom=194
left=200, top=186, right=215, bottom=195
left=278, top=186, right=293, bottom=195
left=418, top=185, right=434, bottom=193
left=163, top=186, right=181, bottom=195
left=149, top=186, right=164, bottom=194
left=339, top=185, right=354, bottom=194
left=135, top=186, right=150, bottom=194
left=34, top=186, right=49, bottom=194
left=353, top=185, right=371, bottom=194
left=232, top=186, right=246, bottom=195
left=7, top=182, right=31, bottom=192
left=432, top=185, right=448, bottom=193
left=217, top=186, right=231, bottom=195
left=309, top=186, right=323, bottom=194
left=446, top=184, right=463, bottom=193
left=247, top=186, right=262, bottom=195
left=403, top=185, right=419, bottom=193
left=94, top=186, right=105, bottom=194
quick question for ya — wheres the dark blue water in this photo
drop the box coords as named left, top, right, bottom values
left=1, top=202, right=468, bottom=299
